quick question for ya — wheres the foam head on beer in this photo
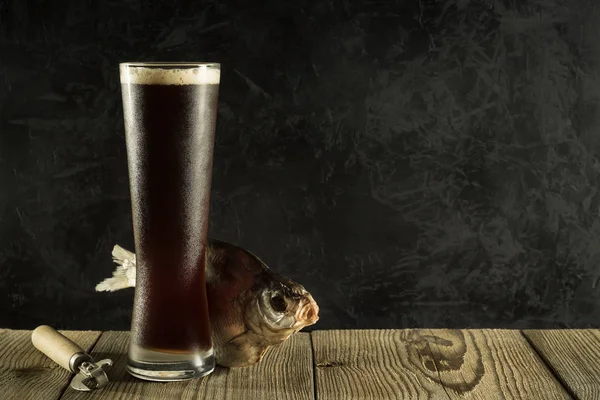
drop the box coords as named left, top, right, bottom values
left=120, top=64, right=221, bottom=85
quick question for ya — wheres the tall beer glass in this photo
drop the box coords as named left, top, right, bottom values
left=119, top=62, right=220, bottom=381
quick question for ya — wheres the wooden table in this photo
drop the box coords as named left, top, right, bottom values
left=2, top=329, right=600, bottom=399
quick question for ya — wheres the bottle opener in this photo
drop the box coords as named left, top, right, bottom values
left=31, top=325, right=113, bottom=391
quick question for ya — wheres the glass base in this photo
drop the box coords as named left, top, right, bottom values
left=127, top=345, right=215, bottom=382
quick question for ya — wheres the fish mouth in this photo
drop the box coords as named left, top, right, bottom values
left=296, top=297, right=319, bottom=326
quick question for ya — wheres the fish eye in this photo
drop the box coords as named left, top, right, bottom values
left=270, top=293, right=287, bottom=312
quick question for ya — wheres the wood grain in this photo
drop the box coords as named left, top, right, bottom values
left=0, top=329, right=101, bottom=400
left=523, top=329, right=600, bottom=400
left=60, top=331, right=314, bottom=400
left=312, top=329, right=571, bottom=400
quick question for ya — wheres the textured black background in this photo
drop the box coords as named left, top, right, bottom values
left=2, top=0, right=600, bottom=331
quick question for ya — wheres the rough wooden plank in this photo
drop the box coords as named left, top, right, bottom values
left=312, top=329, right=571, bottom=400
left=0, top=329, right=102, bottom=400
left=60, top=331, right=314, bottom=400
left=523, top=329, right=600, bottom=400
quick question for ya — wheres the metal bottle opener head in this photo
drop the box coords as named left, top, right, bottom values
left=71, top=358, right=113, bottom=391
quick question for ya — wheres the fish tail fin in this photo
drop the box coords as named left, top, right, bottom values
left=111, top=244, right=136, bottom=266
left=95, top=245, right=137, bottom=292
left=94, top=267, right=131, bottom=292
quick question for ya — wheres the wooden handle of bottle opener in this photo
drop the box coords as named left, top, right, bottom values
left=32, top=325, right=87, bottom=372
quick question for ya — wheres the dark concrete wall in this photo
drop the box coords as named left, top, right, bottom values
left=2, top=0, right=600, bottom=331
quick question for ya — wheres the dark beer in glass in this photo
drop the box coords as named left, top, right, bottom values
left=119, top=62, right=220, bottom=381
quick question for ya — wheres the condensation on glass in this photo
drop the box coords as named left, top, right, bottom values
left=119, top=62, right=220, bottom=381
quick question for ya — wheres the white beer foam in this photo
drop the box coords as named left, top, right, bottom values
left=120, top=65, right=220, bottom=85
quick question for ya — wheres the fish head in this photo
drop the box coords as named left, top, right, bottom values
left=246, top=276, right=319, bottom=343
